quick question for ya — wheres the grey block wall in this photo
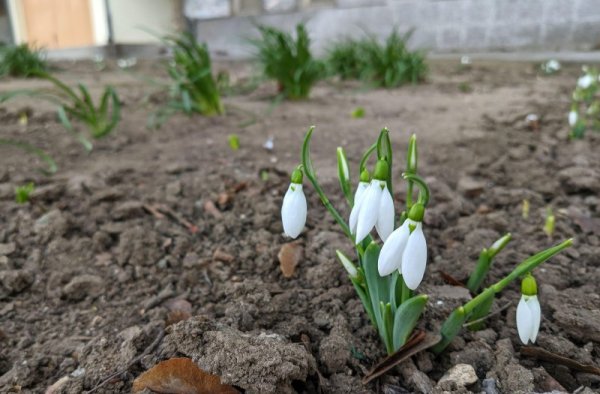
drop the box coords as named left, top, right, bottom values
left=186, top=0, right=600, bottom=58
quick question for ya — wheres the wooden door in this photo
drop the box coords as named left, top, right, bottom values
left=22, top=0, right=94, bottom=49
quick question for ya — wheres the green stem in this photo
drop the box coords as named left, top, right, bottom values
left=359, top=143, right=377, bottom=174
left=402, top=173, right=430, bottom=206
left=376, top=127, right=393, bottom=196
left=463, top=238, right=573, bottom=315
left=301, top=126, right=352, bottom=238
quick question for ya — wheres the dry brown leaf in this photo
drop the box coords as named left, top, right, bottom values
left=278, top=242, right=303, bottom=278
left=132, top=357, right=239, bottom=394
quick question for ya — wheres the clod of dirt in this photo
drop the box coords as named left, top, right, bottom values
left=491, top=339, right=534, bottom=393
left=159, top=317, right=316, bottom=394
left=62, top=274, right=104, bottom=301
left=558, top=166, right=600, bottom=193
left=398, top=359, right=434, bottom=393
left=30, top=183, right=65, bottom=202
left=132, top=357, right=238, bottom=394
left=112, top=201, right=145, bottom=220
left=203, top=200, right=223, bottom=218
left=437, top=363, right=478, bottom=390
left=553, top=307, right=600, bottom=343
left=0, top=243, right=16, bottom=256
left=213, top=249, right=235, bottom=263
left=457, top=176, right=486, bottom=198
left=278, top=241, right=303, bottom=278
left=116, top=226, right=163, bottom=266
left=34, top=209, right=69, bottom=243
left=318, top=319, right=352, bottom=374
left=450, top=340, right=494, bottom=377
left=0, top=269, right=34, bottom=296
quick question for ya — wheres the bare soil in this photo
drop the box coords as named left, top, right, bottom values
left=0, top=59, right=599, bottom=393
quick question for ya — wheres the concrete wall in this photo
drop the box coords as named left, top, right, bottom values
left=108, top=0, right=183, bottom=44
left=185, top=0, right=600, bottom=58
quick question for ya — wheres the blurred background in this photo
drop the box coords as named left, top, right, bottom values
left=1, top=0, right=599, bottom=59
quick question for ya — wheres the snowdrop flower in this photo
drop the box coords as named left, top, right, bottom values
left=568, top=110, right=578, bottom=127
left=281, top=168, right=307, bottom=238
left=349, top=170, right=370, bottom=233
left=351, top=161, right=394, bottom=244
left=516, top=274, right=541, bottom=344
left=577, top=74, right=594, bottom=89
left=378, top=203, right=427, bottom=290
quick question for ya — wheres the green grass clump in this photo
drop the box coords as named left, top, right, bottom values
left=15, top=182, right=35, bottom=204
left=251, top=23, right=324, bottom=99
left=167, top=32, right=224, bottom=116
left=0, top=43, right=48, bottom=78
left=327, top=30, right=427, bottom=88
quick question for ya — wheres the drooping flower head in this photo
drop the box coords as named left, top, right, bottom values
left=516, top=274, right=541, bottom=344
left=281, top=168, right=307, bottom=239
left=350, top=160, right=394, bottom=244
left=378, top=202, right=427, bottom=290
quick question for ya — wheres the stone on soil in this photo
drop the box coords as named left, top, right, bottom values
left=62, top=274, right=103, bottom=301
left=437, top=363, right=478, bottom=390
left=0, top=269, right=34, bottom=295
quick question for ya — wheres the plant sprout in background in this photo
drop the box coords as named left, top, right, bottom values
left=327, top=30, right=427, bottom=88
left=251, top=23, right=325, bottom=100
left=0, top=70, right=121, bottom=154
left=0, top=43, right=48, bottom=78
left=569, top=66, right=600, bottom=139
left=14, top=182, right=35, bottom=204
left=150, top=32, right=224, bottom=128
left=281, top=126, right=572, bottom=356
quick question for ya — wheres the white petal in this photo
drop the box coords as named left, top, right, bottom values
left=378, top=221, right=410, bottom=276
left=376, top=185, right=394, bottom=241
left=516, top=296, right=533, bottom=344
left=281, top=183, right=307, bottom=238
left=568, top=111, right=578, bottom=127
left=401, top=223, right=427, bottom=290
left=354, top=182, right=369, bottom=205
left=349, top=182, right=369, bottom=233
left=527, top=296, right=541, bottom=343
left=355, top=180, right=383, bottom=244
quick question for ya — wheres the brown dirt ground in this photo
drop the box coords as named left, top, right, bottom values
left=0, top=59, right=599, bottom=393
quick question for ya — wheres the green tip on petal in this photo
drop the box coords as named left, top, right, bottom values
left=360, top=169, right=370, bottom=182
left=373, top=160, right=389, bottom=181
left=521, top=273, right=538, bottom=296
left=408, top=203, right=425, bottom=222
left=291, top=168, right=303, bottom=184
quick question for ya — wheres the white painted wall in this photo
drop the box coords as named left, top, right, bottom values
left=107, top=0, right=181, bottom=43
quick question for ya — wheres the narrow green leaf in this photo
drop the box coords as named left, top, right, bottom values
left=363, top=242, right=390, bottom=343
left=432, top=307, right=467, bottom=354
left=467, top=233, right=512, bottom=293
left=392, top=294, right=428, bottom=351
left=57, top=107, right=93, bottom=151
left=466, top=291, right=494, bottom=331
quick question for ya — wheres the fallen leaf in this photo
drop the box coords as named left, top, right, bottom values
left=132, top=357, right=238, bottom=394
left=278, top=242, right=303, bottom=278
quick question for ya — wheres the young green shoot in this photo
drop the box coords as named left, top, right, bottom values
left=15, top=182, right=35, bottom=204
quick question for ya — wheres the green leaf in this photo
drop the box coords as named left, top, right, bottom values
left=363, top=242, right=390, bottom=343
left=432, top=307, right=467, bottom=354
left=465, top=291, right=494, bottom=331
left=467, top=233, right=512, bottom=293
left=392, top=294, right=428, bottom=351
left=57, top=107, right=93, bottom=151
